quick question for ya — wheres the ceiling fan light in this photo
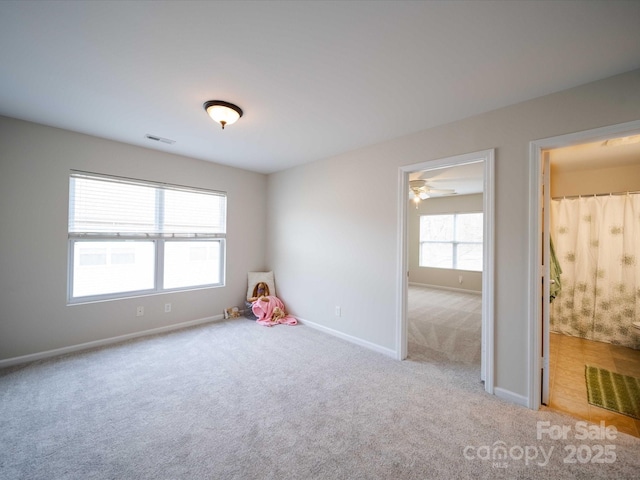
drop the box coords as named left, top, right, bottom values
left=203, top=100, right=243, bottom=129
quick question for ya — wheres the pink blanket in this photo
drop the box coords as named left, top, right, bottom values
left=252, top=296, right=297, bottom=327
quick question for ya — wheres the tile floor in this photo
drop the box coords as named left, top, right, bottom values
left=544, top=332, right=640, bottom=438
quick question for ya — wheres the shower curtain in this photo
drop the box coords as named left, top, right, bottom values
left=550, top=193, right=640, bottom=350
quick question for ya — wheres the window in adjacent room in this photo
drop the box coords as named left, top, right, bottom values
left=419, top=213, right=483, bottom=271
left=68, top=171, right=226, bottom=303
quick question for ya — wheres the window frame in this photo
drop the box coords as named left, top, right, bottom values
left=67, top=171, right=226, bottom=304
left=418, top=212, right=483, bottom=271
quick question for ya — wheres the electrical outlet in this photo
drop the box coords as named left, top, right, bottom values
left=335, top=306, right=341, bottom=317
left=164, top=303, right=172, bottom=313
left=136, top=306, right=144, bottom=317
left=458, top=275, right=463, bottom=284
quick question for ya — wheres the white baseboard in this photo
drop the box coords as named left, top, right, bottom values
left=297, top=317, right=397, bottom=358
left=409, top=282, right=482, bottom=295
left=0, top=314, right=225, bottom=369
left=494, top=387, right=528, bottom=407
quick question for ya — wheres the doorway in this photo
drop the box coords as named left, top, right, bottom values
left=546, top=141, right=640, bottom=436
left=397, top=149, right=495, bottom=394
left=528, top=119, right=640, bottom=416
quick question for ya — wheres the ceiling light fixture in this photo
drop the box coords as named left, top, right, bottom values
left=203, top=100, right=243, bottom=130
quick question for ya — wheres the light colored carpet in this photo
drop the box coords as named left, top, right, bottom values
left=408, top=285, right=482, bottom=364
left=1, top=318, right=639, bottom=479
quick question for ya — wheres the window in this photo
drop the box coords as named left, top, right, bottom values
left=68, top=172, right=226, bottom=302
left=419, top=213, right=483, bottom=271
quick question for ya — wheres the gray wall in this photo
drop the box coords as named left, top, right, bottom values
left=0, top=117, right=268, bottom=360
left=408, top=194, right=483, bottom=292
left=266, top=69, right=640, bottom=400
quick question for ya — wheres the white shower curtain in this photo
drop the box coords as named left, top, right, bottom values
left=550, top=193, right=640, bottom=350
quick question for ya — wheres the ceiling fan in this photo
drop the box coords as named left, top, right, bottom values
left=409, top=179, right=456, bottom=205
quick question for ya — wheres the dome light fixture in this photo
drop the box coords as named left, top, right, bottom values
left=203, top=100, right=243, bottom=130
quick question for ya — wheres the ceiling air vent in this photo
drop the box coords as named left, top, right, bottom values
left=145, top=134, right=175, bottom=145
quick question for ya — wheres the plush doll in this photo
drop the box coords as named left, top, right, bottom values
left=247, top=280, right=297, bottom=326
left=248, top=282, right=270, bottom=302
left=271, top=306, right=286, bottom=322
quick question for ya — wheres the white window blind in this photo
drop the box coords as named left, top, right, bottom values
left=69, top=173, right=226, bottom=237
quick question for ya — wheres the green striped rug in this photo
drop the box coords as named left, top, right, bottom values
left=585, top=365, right=640, bottom=420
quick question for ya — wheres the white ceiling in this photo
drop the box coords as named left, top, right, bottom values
left=1, top=1, right=640, bottom=174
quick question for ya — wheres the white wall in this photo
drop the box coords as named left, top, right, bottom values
left=0, top=117, right=267, bottom=361
left=408, top=193, right=483, bottom=292
left=266, top=69, right=640, bottom=400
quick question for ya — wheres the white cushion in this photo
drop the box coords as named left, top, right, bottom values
left=247, top=271, right=276, bottom=300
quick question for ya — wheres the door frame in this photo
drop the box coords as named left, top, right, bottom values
left=527, top=119, right=640, bottom=409
left=396, top=149, right=495, bottom=394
